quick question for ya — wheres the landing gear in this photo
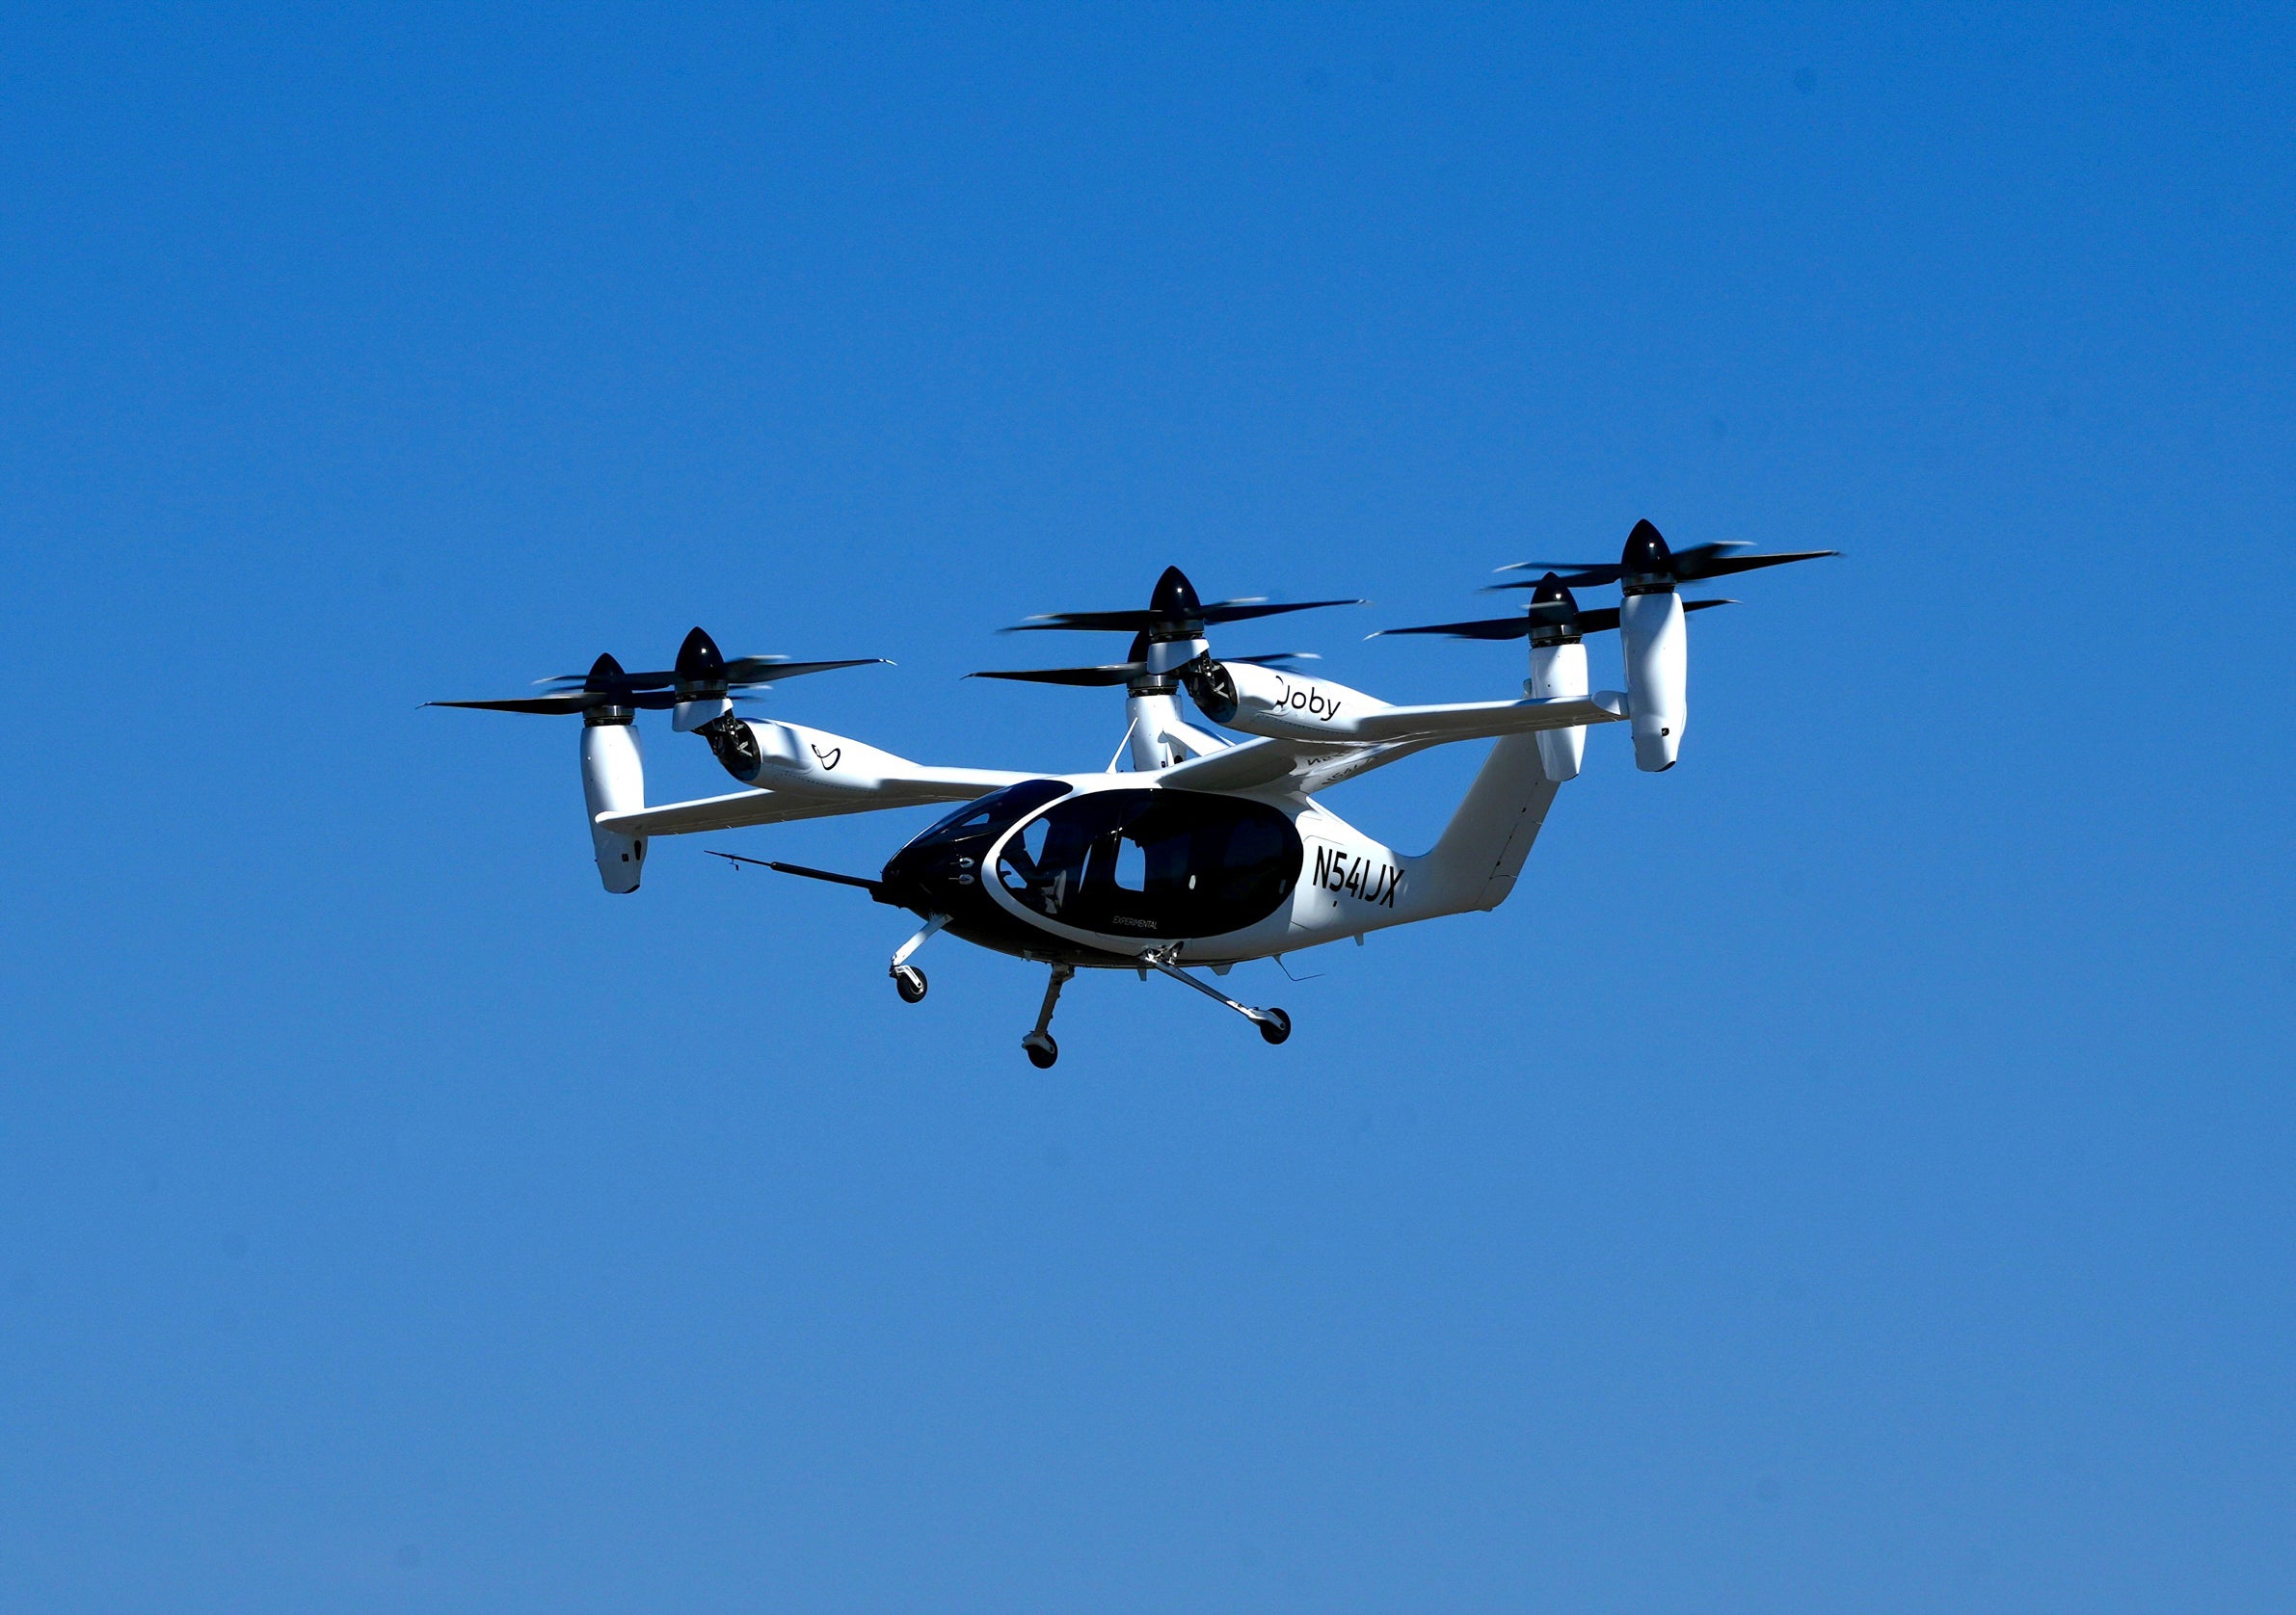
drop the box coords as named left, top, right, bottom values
left=1022, top=964, right=1075, bottom=1068
left=1138, top=946, right=1292, bottom=1046
left=888, top=913, right=948, bottom=1006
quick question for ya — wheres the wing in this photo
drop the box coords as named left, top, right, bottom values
left=1340, top=692, right=1626, bottom=744
left=1156, top=736, right=1439, bottom=796
left=598, top=773, right=1031, bottom=839
left=1158, top=693, right=1626, bottom=797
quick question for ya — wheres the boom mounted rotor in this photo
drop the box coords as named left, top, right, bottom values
left=431, top=627, right=885, bottom=725
left=1483, top=517, right=1837, bottom=591
left=1003, top=563, right=1364, bottom=641
left=1376, top=518, right=1834, bottom=773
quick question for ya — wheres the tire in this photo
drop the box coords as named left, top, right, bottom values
left=893, top=966, right=928, bottom=1004
left=1023, top=1033, right=1058, bottom=1070
left=1258, top=1008, right=1292, bottom=1046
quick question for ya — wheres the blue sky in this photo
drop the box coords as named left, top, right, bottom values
left=3, top=5, right=2292, bottom=1610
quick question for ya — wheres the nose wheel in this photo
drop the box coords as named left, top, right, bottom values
left=887, top=914, right=948, bottom=1006
left=1022, top=1030, right=1058, bottom=1069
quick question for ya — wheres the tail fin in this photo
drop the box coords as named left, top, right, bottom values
left=1402, top=734, right=1561, bottom=916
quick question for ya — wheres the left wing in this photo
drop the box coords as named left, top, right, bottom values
left=600, top=788, right=935, bottom=838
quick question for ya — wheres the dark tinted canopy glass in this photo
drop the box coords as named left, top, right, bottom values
left=911, top=778, right=1072, bottom=848
left=995, top=787, right=1301, bottom=940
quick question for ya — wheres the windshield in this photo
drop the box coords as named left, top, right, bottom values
left=911, top=778, right=1073, bottom=847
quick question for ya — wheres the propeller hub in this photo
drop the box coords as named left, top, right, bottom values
left=1620, top=518, right=1676, bottom=595
left=1147, top=566, right=1206, bottom=640
left=579, top=652, right=635, bottom=726
left=674, top=625, right=728, bottom=692
left=1527, top=572, right=1585, bottom=648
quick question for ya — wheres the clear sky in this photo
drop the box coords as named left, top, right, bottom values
left=4, top=5, right=2292, bottom=1611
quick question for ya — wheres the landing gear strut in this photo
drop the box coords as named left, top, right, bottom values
left=889, top=913, right=948, bottom=1004
left=1138, top=947, right=1291, bottom=1044
left=1022, top=964, right=1074, bottom=1069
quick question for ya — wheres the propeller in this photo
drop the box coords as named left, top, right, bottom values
left=970, top=632, right=1321, bottom=687
left=1483, top=518, right=1837, bottom=592
left=431, top=628, right=887, bottom=715
left=1003, top=565, right=1363, bottom=638
left=1375, top=570, right=1736, bottom=643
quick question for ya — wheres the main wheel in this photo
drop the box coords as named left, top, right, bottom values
left=1257, top=1008, right=1292, bottom=1046
left=893, top=965, right=928, bottom=1003
left=1022, top=1031, right=1058, bottom=1069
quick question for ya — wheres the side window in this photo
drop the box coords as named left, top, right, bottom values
left=999, top=815, right=1053, bottom=893
left=1113, top=836, right=1146, bottom=891
left=1218, top=814, right=1288, bottom=900
left=1000, top=790, right=1151, bottom=921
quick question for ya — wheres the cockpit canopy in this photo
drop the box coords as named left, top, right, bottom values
left=993, top=787, right=1301, bottom=941
left=907, top=778, right=1075, bottom=850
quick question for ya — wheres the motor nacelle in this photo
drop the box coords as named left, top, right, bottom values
left=580, top=711, right=646, bottom=892
left=1522, top=571, right=1591, bottom=782
left=1181, top=658, right=1388, bottom=740
left=697, top=714, right=904, bottom=798
left=1527, top=639, right=1589, bottom=781
left=700, top=712, right=766, bottom=782
left=1618, top=521, right=1688, bottom=772
left=1620, top=592, right=1685, bottom=772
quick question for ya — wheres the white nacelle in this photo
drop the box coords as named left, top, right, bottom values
left=1620, top=590, right=1687, bottom=772
left=672, top=695, right=732, bottom=732
left=1526, top=639, right=1589, bottom=782
left=580, top=720, right=647, bottom=892
left=707, top=718, right=912, bottom=795
left=1185, top=659, right=1389, bottom=741
left=698, top=718, right=1017, bottom=807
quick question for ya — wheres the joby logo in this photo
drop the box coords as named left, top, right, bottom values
left=810, top=744, right=841, bottom=770
left=1271, top=675, right=1343, bottom=722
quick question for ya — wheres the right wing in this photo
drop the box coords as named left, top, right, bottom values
left=1160, top=693, right=1624, bottom=797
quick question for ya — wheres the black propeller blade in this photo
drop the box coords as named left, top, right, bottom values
left=970, top=632, right=1321, bottom=687
left=1484, top=518, right=1838, bottom=591
left=535, top=627, right=887, bottom=692
left=1374, top=599, right=1735, bottom=641
left=1375, top=567, right=1736, bottom=644
left=970, top=664, right=1145, bottom=687
left=1003, top=565, right=1363, bottom=637
left=432, top=629, right=887, bottom=716
left=432, top=651, right=650, bottom=715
